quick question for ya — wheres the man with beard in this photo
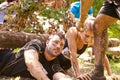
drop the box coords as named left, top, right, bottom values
left=0, top=32, right=72, bottom=80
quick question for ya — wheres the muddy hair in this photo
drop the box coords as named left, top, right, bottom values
left=48, top=31, right=65, bottom=40
left=83, top=16, right=95, bottom=32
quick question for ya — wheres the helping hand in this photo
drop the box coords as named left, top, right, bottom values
left=76, top=22, right=84, bottom=32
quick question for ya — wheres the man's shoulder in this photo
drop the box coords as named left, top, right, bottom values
left=29, top=39, right=45, bottom=47
left=23, top=39, right=45, bottom=52
left=16, top=39, right=45, bottom=58
left=29, top=39, right=43, bottom=44
left=26, top=39, right=44, bottom=46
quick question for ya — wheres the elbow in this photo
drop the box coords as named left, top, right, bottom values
left=24, top=49, right=39, bottom=69
left=25, top=60, right=34, bottom=69
left=24, top=56, right=36, bottom=69
left=70, top=53, right=78, bottom=62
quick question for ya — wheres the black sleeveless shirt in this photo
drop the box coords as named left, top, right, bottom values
left=64, top=40, right=88, bottom=55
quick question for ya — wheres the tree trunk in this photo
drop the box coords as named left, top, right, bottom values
left=0, top=31, right=49, bottom=48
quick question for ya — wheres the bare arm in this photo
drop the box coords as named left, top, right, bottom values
left=24, top=49, right=50, bottom=80
left=77, top=0, right=94, bottom=31
left=66, top=27, right=80, bottom=78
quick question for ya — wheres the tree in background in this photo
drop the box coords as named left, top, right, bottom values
left=1, top=0, right=120, bottom=39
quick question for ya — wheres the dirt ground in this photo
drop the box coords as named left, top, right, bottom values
left=0, top=57, right=119, bottom=80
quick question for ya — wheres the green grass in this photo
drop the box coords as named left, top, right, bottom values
left=110, top=60, right=120, bottom=76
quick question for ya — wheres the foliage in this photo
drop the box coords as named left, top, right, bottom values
left=17, top=0, right=42, bottom=18
left=108, top=21, right=120, bottom=40
left=110, top=60, right=120, bottom=75
left=2, top=0, right=44, bottom=32
left=92, top=0, right=104, bottom=16
left=2, top=0, right=72, bottom=33
left=0, top=0, right=4, bottom=3
left=39, top=6, right=67, bottom=23
left=92, top=0, right=120, bottom=39
left=1, top=0, right=120, bottom=39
